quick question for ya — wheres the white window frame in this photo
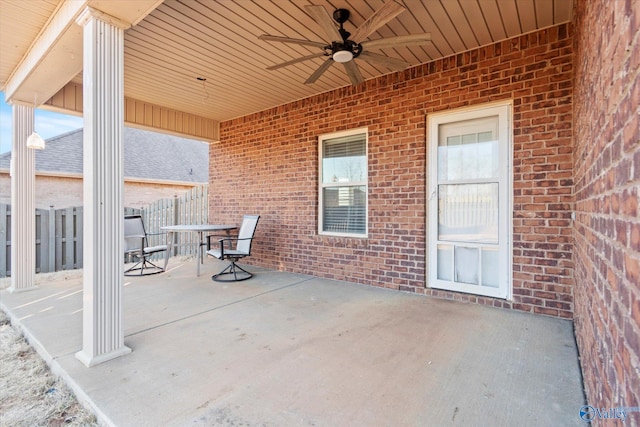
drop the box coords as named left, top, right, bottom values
left=318, top=127, right=368, bottom=238
left=427, top=101, right=513, bottom=299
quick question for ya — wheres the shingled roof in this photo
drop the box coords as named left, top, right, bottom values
left=0, top=127, right=208, bottom=183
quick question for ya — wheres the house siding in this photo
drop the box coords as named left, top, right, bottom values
left=212, top=24, right=574, bottom=318
left=0, top=173, right=197, bottom=209
left=573, top=0, right=640, bottom=420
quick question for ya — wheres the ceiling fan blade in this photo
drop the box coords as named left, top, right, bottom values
left=343, top=60, right=365, bottom=85
left=259, top=34, right=327, bottom=49
left=267, top=53, right=327, bottom=70
left=350, top=1, right=406, bottom=43
left=305, top=5, right=342, bottom=42
left=361, top=33, right=432, bottom=50
left=357, top=51, right=410, bottom=71
left=305, top=58, right=335, bottom=84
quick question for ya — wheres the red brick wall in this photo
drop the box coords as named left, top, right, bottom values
left=573, top=0, right=640, bottom=421
left=212, top=24, right=574, bottom=318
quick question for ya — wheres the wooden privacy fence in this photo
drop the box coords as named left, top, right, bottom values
left=0, top=184, right=208, bottom=277
left=133, top=185, right=209, bottom=259
left=0, top=204, right=83, bottom=278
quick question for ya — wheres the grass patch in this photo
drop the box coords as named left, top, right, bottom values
left=0, top=309, right=97, bottom=426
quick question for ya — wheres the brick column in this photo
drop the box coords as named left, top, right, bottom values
left=75, top=7, right=131, bottom=367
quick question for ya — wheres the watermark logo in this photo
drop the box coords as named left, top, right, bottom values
left=579, top=405, right=640, bottom=422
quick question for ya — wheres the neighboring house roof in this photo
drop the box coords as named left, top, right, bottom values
left=0, top=127, right=208, bottom=183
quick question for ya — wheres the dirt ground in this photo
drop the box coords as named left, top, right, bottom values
left=0, top=272, right=98, bottom=427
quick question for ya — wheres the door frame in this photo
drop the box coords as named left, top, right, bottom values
left=426, top=101, right=513, bottom=299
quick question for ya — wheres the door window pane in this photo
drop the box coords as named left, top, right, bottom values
left=437, top=245, right=453, bottom=281
left=481, top=247, right=499, bottom=288
left=438, top=119, right=499, bottom=181
left=454, top=246, right=479, bottom=285
left=438, top=183, right=499, bottom=243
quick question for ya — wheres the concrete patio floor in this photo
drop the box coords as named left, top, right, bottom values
left=1, top=258, right=585, bottom=426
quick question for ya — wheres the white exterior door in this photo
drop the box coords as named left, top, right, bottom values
left=428, top=103, right=512, bottom=299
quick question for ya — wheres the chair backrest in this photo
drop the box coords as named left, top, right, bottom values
left=124, top=215, right=147, bottom=252
left=235, top=215, right=260, bottom=255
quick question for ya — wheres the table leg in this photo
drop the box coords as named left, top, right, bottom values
left=196, top=231, right=203, bottom=277
left=200, top=231, right=205, bottom=265
left=164, top=231, right=173, bottom=271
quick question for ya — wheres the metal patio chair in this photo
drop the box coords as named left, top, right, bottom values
left=124, top=215, right=168, bottom=276
left=206, top=214, right=260, bottom=282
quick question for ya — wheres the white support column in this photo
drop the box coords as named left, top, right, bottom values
left=75, top=8, right=131, bottom=367
left=8, top=103, right=36, bottom=293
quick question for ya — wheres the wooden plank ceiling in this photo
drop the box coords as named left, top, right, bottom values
left=2, top=0, right=574, bottom=123
left=0, top=0, right=61, bottom=94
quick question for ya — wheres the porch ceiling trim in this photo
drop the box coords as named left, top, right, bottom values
left=45, top=82, right=220, bottom=142
left=3, top=0, right=162, bottom=107
left=3, top=0, right=88, bottom=105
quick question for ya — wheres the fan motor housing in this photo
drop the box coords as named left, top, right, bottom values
left=332, top=8, right=350, bottom=24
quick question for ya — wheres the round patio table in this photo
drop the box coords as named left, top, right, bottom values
left=161, top=224, right=237, bottom=276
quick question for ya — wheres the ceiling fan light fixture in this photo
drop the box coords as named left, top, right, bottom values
left=333, top=50, right=353, bottom=63
left=261, top=4, right=430, bottom=85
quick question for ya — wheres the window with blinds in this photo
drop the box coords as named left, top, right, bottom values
left=319, top=129, right=367, bottom=236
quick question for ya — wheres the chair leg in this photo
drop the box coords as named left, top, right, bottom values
left=124, top=259, right=143, bottom=276
left=125, top=256, right=165, bottom=276
left=211, top=261, right=253, bottom=282
left=143, top=258, right=165, bottom=274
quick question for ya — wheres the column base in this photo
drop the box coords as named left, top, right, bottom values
left=75, top=346, right=132, bottom=368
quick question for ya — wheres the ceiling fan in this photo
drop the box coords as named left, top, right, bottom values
left=259, top=1, right=431, bottom=86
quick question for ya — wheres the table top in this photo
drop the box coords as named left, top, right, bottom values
left=161, top=224, right=236, bottom=232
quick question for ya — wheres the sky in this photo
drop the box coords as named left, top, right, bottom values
left=0, top=91, right=84, bottom=154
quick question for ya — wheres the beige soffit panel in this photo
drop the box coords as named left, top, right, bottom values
left=0, top=0, right=60, bottom=90
left=4, top=0, right=162, bottom=106
left=3, top=0, right=87, bottom=104
left=4, top=0, right=573, bottom=124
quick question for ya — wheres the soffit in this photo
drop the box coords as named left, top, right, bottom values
left=0, top=0, right=61, bottom=92
left=1, top=0, right=573, bottom=122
